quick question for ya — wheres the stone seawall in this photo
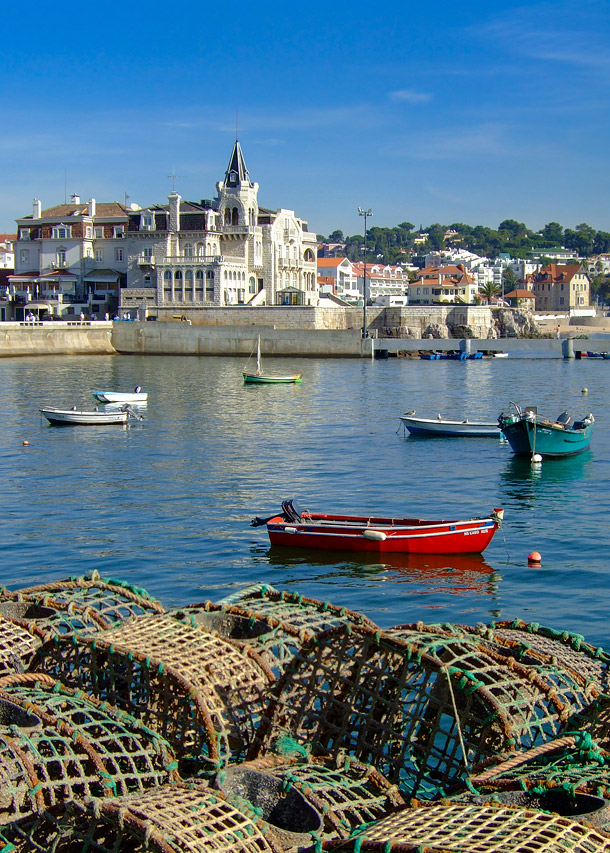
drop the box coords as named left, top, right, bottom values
left=0, top=322, right=116, bottom=357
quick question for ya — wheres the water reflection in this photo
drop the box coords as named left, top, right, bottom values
left=263, top=547, right=499, bottom=597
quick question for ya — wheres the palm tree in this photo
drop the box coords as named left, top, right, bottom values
left=478, top=281, right=501, bottom=304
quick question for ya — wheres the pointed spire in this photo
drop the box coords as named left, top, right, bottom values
left=224, top=140, right=250, bottom=187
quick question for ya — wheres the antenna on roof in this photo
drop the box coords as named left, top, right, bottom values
left=167, top=169, right=182, bottom=192
left=124, top=192, right=130, bottom=207
left=64, top=169, right=67, bottom=204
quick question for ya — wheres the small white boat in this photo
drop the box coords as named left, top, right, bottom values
left=92, top=386, right=148, bottom=404
left=400, top=412, right=500, bottom=437
left=40, top=406, right=132, bottom=425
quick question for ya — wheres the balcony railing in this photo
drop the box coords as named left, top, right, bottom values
left=137, top=255, right=156, bottom=265
left=156, top=255, right=223, bottom=266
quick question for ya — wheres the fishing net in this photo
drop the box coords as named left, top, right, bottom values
left=250, top=622, right=595, bottom=798
left=233, top=751, right=405, bottom=840
left=322, top=802, right=610, bottom=852
left=0, top=672, right=178, bottom=823
left=0, top=782, right=284, bottom=852
left=10, top=570, right=165, bottom=625
left=31, top=614, right=275, bottom=772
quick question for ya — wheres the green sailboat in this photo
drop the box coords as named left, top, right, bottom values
left=242, top=336, right=302, bottom=385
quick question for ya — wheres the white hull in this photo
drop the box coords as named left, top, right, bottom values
left=400, top=416, right=500, bottom=437
left=92, top=391, right=148, bottom=403
left=40, top=407, right=128, bottom=425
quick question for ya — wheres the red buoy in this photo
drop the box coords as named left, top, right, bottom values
left=528, top=551, right=542, bottom=565
left=22, top=440, right=29, bottom=446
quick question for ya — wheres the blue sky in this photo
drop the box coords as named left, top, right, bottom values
left=2, top=0, right=610, bottom=238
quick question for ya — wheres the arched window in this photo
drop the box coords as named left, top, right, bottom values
left=224, top=208, right=231, bottom=224
left=164, top=271, right=172, bottom=281
left=56, top=247, right=66, bottom=266
left=249, top=276, right=256, bottom=294
left=196, top=243, right=205, bottom=257
left=304, top=249, right=314, bottom=262
left=232, top=207, right=238, bottom=225
left=184, top=243, right=193, bottom=258
left=174, top=270, right=182, bottom=281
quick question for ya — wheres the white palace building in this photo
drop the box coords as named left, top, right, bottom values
left=120, top=140, right=319, bottom=316
left=10, top=141, right=319, bottom=320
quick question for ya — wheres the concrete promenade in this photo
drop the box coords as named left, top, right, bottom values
left=0, top=320, right=607, bottom=358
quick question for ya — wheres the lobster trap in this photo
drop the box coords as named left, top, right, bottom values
left=250, top=621, right=597, bottom=798
left=322, top=802, right=610, bottom=852
left=31, top=613, right=275, bottom=772
left=0, top=672, right=178, bottom=823
left=9, top=569, right=166, bottom=626
left=232, top=752, right=405, bottom=840
left=0, top=782, right=284, bottom=852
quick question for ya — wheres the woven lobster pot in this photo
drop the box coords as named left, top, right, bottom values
left=0, top=783, right=284, bottom=852
left=0, top=672, right=178, bottom=823
left=321, top=803, right=610, bottom=852
left=168, top=601, right=305, bottom=677
left=457, top=732, right=610, bottom=820
left=568, top=695, right=610, bottom=750
left=468, top=619, right=610, bottom=693
left=10, top=570, right=165, bottom=626
left=0, top=594, right=111, bottom=640
left=0, top=613, right=45, bottom=676
left=250, top=622, right=595, bottom=799
left=388, top=623, right=598, bottom=736
left=231, top=753, right=405, bottom=840
left=31, top=614, right=275, bottom=772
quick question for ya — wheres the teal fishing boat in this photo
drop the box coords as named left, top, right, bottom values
left=242, top=337, right=302, bottom=385
left=498, top=403, right=594, bottom=458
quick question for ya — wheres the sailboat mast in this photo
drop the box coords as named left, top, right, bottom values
left=256, top=336, right=262, bottom=375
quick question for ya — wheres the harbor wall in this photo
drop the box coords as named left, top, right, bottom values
left=0, top=321, right=116, bottom=357
left=0, top=319, right=606, bottom=359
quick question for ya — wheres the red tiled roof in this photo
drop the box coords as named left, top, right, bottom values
left=317, top=257, right=349, bottom=268
left=505, top=289, right=535, bottom=298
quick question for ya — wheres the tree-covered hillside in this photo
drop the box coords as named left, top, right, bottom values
left=318, top=221, right=610, bottom=266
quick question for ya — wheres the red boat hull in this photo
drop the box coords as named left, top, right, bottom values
left=265, top=511, right=501, bottom=555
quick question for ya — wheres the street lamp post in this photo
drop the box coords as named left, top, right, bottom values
left=358, top=207, right=372, bottom=338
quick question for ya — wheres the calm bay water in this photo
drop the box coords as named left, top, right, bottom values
left=1, top=352, right=609, bottom=645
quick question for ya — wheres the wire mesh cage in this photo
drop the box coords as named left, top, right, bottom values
left=9, top=570, right=166, bottom=626
left=0, top=672, right=178, bottom=824
left=232, top=752, right=405, bottom=840
left=250, top=622, right=596, bottom=799
left=31, top=614, right=275, bottom=772
left=0, top=782, right=284, bottom=852
left=321, top=803, right=610, bottom=852
left=0, top=594, right=111, bottom=641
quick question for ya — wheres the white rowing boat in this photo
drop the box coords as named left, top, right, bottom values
left=40, top=407, right=131, bottom=425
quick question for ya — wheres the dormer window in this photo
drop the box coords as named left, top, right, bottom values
left=113, top=226, right=124, bottom=238
left=141, top=213, right=154, bottom=231
left=229, top=170, right=238, bottom=183
left=20, top=228, right=31, bottom=240
left=94, top=227, right=104, bottom=238
left=53, top=225, right=71, bottom=239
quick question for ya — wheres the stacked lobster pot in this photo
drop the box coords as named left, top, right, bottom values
left=0, top=575, right=607, bottom=851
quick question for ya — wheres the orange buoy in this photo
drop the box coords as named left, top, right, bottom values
left=528, top=551, right=542, bottom=565
left=22, top=440, right=29, bottom=446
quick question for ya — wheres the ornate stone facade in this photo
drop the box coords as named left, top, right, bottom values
left=121, top=142, right=318, bottom=314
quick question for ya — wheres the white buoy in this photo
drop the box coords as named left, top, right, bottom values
left=582, top=388, right=588, bottom=394
left=363, top=529, right=387, bottom=541
left=531, top=453, right=542, bottom=464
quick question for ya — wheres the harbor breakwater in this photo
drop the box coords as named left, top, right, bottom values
left=0, top=318, right=604, bottom=358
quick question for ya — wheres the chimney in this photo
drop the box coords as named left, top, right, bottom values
left=168, top=193, right=181, bottom=232
left=71, top=193, right=80, bottom=205
left=88, top=198, right=96, bottom=217
left=32, top=199, right=41, bottom=219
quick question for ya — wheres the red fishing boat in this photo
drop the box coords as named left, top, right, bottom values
left=251, top=499, right=503, bottom=555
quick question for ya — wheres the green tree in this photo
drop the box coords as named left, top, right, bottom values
left=479, top=281, right=501, bottom=302
left=541, top=222, right=563, bottom=243
left=328, top=230, right=345, bottom=243
left=502, top=267, right=518, bottom=294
